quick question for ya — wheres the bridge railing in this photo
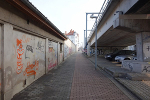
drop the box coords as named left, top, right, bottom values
left=87, top=0, right=111, bottom=42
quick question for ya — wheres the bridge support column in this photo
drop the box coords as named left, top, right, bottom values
left=136, top=33, right=144, bottom=62
left=87, top=42, right=91, bottom=57
left=135, top=32, right=150, bottom=62
left=122, top=32, right=150, bottom=73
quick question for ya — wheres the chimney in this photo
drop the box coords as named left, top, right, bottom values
left=65, top=31, right=67, bottom=34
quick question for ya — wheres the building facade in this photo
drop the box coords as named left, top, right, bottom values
left=65, top=29, right=79, bottom=50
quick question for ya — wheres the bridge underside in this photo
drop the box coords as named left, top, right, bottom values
left=91, top=26, right=136, bottom=47
left=91, top=0, right=150, bottom=47
left=91, top=14, right=150, bottom=47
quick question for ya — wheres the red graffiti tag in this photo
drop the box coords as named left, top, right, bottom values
left=24, top=60, right=39, bottom=76
left=48, top=58, right=57, bottom=70
left=22, top=35, right=31, bottom=43
left=16, top=39, right=24, bottom=74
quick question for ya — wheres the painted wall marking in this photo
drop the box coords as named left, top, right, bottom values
left=48, top=58, right=57, bottom=70
left=142, top=66, right=150, bottom=72
left=128, top=63, right=133, bottom=71
left=22, top=35, right=31, bottom=43
left=25, top=45, right=33, bottom=59
left=49, top=47, right=54, bottom=53
left=36, top=41, right=44, bottom=52
left=16, top=39, right=24, bottom=74
left=24, top=60, right=39, bottom=76
left=26, top=45, right=33, bottom=53
left=146, top=46, right=150, bottom=51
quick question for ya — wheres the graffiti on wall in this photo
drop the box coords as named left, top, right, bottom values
left=36, top=41, right=44, bottom=52
left=48, top=41, right=53, bottom=47
left=24, top=60, right=39, bottom=76
left=16, top=35, right=45, bottom=76
left=49, top=47, right=53, bottom=53
left=142, top=66, right=150, bottom=72
left=16, top=39, right=24, bottom=74
left=146, top=46, right=150, bottom=51
left=48, top=58, right=57, bottom=70
left=47, top=41, right=57, bottom=70
left=143, top=43, right=150, bottom=61
left=64, top=44, right=74, bottom=59
left=22, top=35, right=31, bottom=43
left=128, top=63, right=133, bottom=71
left=122, top=62, right=133, bottom=72
left=35, top=40, right=45, bottom=61
left=25, top=45, right=33, bottom=59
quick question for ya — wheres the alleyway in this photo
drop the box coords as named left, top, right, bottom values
left=12, top=52, right=135, bottom=100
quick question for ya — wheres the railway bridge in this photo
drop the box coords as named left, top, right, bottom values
left=86, top=0, right=150, bottom=73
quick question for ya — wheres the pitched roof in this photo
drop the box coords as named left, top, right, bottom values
left=6, top=0, right=67, bottom=40
left=65, top=29, right=74, bottom=36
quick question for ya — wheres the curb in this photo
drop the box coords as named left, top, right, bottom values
left=82, top=54, right=140, bottom=100
left=115, top=78, right=143, bottom=100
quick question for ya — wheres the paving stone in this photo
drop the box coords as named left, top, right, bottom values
left=117, top=78, right=150, bottom=100
left=70, top=53, right=130, bottom=100
left=12, top=53, right=136, bottom=100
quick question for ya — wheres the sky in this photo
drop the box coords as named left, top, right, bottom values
left=29, top=0, right=105, bottom=47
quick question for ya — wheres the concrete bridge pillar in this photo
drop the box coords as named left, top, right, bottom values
left=122, top=32, right=150, bottom=73
left=136, top=33, right=144, bottom=62
left=136, top=32, right=150, bottom=62
left=87, top=42, right=91, bottom=57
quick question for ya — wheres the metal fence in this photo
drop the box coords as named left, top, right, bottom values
left=87, top=0, right=111, bottom=42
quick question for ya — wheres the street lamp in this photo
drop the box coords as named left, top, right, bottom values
left=86, top=13, right=99, bottom=50
left=90, top=14, right=98, bottom=70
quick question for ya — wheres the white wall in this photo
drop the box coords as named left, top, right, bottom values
left=3, top=24, right=46, bottom=99
left=46, top=40, right=58, bottom=72
left=0, top=1, right=77, bottom=99
left=64, top=39, right=76, bottom=60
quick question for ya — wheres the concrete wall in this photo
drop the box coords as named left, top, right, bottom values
left=64, top=39, right=76, bottom=60
left=122, top=60, right=150, bottom=73
left=3, top=24, right=46, bottom=99
left=46, top=40, right=58, bottom=72
left=0, top=1, right=76, bottom=100
left=142, top=32, right=150, bottom=62
left=0, top=21, right=76, bottom=100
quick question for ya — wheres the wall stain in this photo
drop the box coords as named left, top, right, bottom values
left=22, top=35, right=31, bottom=43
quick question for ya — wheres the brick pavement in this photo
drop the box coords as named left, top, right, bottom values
left=89, top=54, right=150, bottom=100
left=117, top=78, right=150, bottom=100
left=12, top=52, right=132, bottom=100
left=70, top=53, right=130, bottom=100
left=12, top=54, right=77, bottom=100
